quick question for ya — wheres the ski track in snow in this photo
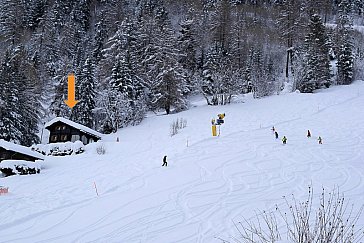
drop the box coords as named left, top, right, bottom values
left=1, top=82, right=364, bottom=243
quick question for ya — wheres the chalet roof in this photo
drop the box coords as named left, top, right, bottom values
left=45, top=117, right=103, bottom=139
left=0, top=140, right=45, bottom=160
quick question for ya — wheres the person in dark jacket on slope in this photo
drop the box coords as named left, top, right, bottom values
left=307, top=130, right=311, bottom=138
left=162, top=155, right=168, bottom=166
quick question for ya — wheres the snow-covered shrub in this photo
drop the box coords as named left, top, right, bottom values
left=31, top=144, right=47, bottom=155
left=0, top=160, right=41, bottom=177
left=170, top=118, right=187, bottom=136
left=96, top=143, right=106, bottom=155
left=31, top=141, right=85, bottom=156
left=228, top=187, right=364, bottom=243
left=72, top=141, right=85, bottom=154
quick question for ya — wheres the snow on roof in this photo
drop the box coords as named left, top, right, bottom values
left=0, top=140, right=45, bottom=160
left=45, top=117, right=103, bottom=138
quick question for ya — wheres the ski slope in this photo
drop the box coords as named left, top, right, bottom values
left=1, top=81, right=364, bottom=243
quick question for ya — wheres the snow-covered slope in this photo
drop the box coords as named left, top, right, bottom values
left=1, top=81, right=364, bottom=243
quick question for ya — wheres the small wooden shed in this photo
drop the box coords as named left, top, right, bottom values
left=45, top=117, right=102, bottom=145
left=0, top=139, right=45, bottom=162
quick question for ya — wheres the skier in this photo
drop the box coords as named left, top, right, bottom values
left=318, top=136, right=322, bottom=144
left=162, top=155, right=168, bottom=166
left=275, top=131, right=279, bottom=139
left=307, top=130, right=311, bottom=138
left=282, top=136, right=287, bottom=144
left=271, top=126, right=275, bottom=132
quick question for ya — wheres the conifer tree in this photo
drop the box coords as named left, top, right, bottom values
left=277, top=0, right=307, bottom=79
left=0, top=0, right=24, bottom=45
left=49, top=75, right=71, bottom=118
left=178, top=18, right=197, bottom=93
left=301, top=14, right=330, bottom=93
left=71, top=58, right=96, bottom=128
left=0, top=46, right=41, bottom=145
left=336, top=0, right=354, bottom=85
left=138, top=2, right=187, bottom=114
left=93, top=10, right=108, bottom=64
left=0, top=48, right=21, bottom=142
left=22, top=0, right=46, bottom=30
left=201, top=47, right=235, bottom=105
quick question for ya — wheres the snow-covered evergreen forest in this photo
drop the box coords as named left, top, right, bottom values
left=0, top=0, right=363, bottom=146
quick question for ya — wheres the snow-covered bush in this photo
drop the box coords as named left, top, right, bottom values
left=170, top=118, right=187, bottom=136
left=96, top=143, right=106, bottom=155
left=31, top=141, right=85, bottom=156
left=0, top=160, right=41, bottom=177
left=228, top=187, right=364, bottom=243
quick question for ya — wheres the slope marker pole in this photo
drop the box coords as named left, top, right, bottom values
left=94, top=182, right=99, bottom=197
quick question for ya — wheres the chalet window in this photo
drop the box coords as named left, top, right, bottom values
left=56, top=126, right=61, bottom=131
left=60, top=135, right=68, bottom=141
left=81, top=135, right=87, bottom=145
left=71, top=135, right=80, bottom=142
left=62, top=126, right=67, bottom=130
left=51, top=135, right=58, bottom=142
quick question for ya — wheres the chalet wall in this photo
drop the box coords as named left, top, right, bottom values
left=47, top=122, right=100, bottom=145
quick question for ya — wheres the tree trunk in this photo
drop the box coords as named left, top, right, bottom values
left=165, top=103, right=170, bottom=115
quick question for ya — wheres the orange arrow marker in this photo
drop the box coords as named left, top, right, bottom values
left=64, top=73, right=78, bottom=108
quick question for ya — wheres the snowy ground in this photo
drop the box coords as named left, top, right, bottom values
left=1, top=81, right=364, bottom=243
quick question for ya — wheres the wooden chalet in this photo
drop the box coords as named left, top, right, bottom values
left=0, top=139, right=45, bottom=162
left=45, top=117, right=102, bottom=145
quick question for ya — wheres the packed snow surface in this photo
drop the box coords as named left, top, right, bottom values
left=1, top=81, right=364, bottom=242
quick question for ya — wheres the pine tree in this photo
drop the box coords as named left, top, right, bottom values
left=148, top=35, right=187, bottom=114
left=0, top=0, right=24, bottom=45
left=336, top=0, right=354, bottom=85
left=72, top=0, right=91, bottom=31
left=0, top=46, right=41, bottom=145
left=249, top=48, right=276, bottom=98
left=100, top=18, right=147, bottom=128
left=71, top=58, right=96, bottom=128
left=49, top=75, right=71, bottom=118
left=93, top=10, right=108, bottom=64
left=22, top=0, right=46, bottom=30
left=277, top=0, right=307, bottom=79
left=0, top=48, right=22, bottom=142
left=178, top=18, right=197, bottom=93
left=301, top=14, right=330, bottom=93
left=201, top=47, right=235, bottom=105
left=138, top=2, right=187, bottom=114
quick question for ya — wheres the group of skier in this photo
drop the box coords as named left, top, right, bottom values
left=162, top=123, right=325, bottom=167
left=272, top=126, right=323, bottom=145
